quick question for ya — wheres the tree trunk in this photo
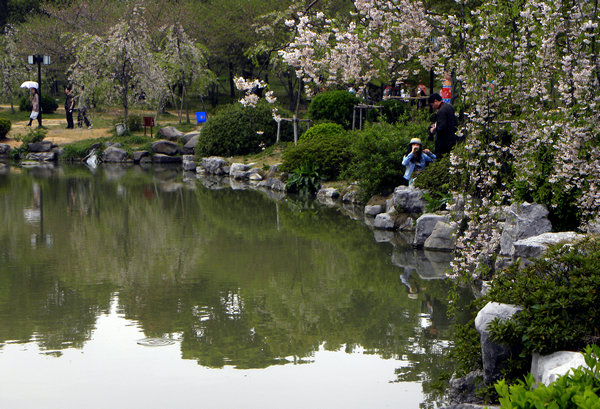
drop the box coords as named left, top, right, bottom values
left=228, top=61, right=235, bottom=98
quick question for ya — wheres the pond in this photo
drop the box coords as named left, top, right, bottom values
left=0, top=163, right=471, bottom=409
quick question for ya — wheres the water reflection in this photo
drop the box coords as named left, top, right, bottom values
left=0, top=164, right=471, bottom=408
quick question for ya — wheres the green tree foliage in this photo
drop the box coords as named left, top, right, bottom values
left=281, top=123, right=352, bottom=181
left=307, top=90, right=359, bottom=130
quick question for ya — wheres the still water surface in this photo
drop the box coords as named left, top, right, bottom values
left=0, top=164, right=469, bottom=409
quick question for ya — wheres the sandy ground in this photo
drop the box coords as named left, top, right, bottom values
left=3, top=116, right=111, bottom=148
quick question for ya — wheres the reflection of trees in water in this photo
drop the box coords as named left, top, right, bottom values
left=0, top=168, right=472, bottom=401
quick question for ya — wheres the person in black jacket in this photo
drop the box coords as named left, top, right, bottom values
left=428, top=93, right=457, bottom=156
left=65, top=85, right=75, bottom=129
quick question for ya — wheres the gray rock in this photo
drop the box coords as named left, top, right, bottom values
left=230, top=163, right=251, bottom=174
left=513, top=232, right=585, bottom=260
left=531, top=351, right=588, bottom=386
left=157, top=126, right=184, bottom=141
left=475, top=302, right=523, bottom=384
left=424, top=221, right=456, bottom=251
left=414, top=214, right=449, bottom=247
left=182, top=134, right=200, bottom=154
left=25, top=151, right=57, bottom=162
left=86, top=153, right=99, bottom=169
left=0, top=143, right=10, bottom=154
left=341, top=186, right=362, bottom=204
left=182, top=155, right=197, bottom=171
left=393, top=186, right=426, bottom=214
left=200, top=156, right=228, bottom=175
left=499, top=202, right=552, bottom=257
left=115, top=123, right=126, bottom=136
left=446, top=370, right=485, bottom=405
left=27, top=141, right=53, bottom=152
left=152, top=154, right=182, bottom=164
left=151, top=140, right=180, bottom=156
left=373, top=213, right=395, bottom=230
left=103, top=146, right=128, bottom=162
left=248, top=172, right=263, bottom=181
left=364, top=204, right=384, bottom=216
left=317, top=188, right=340, bottom=199
left=257, top=177, right=287, bottom=192
left=181, top=131, right=200, bottom=144
left=132, top=151, right=150, bottom=163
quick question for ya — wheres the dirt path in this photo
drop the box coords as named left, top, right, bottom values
left=4, top=118, right=111, bottom=148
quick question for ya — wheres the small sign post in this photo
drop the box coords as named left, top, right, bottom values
left=143, top=116, right=155, bottom=137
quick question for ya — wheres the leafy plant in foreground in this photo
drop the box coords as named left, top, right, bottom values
left=285, top=161, right=321, bottom=196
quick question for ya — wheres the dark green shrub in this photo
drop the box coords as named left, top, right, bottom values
left=375, top=99, right=412, bottom=124
left=0, top=117, right=11, bottom=139
left=414, top=154, right=452, bottom=199
left=19, top=94, right=58, bottom=114
left=196, top=101, right=286, bottom=157
left=14, top=127, right=47, bottom=145
left=285, top=161, right=321, bottom=196
left=281, top=123, right=352, bottom=180
left=127, top=114, right=143, bottom=132
left=308, top=90, right=359, bottom=130
left=344, top=122, right=430, bottom=199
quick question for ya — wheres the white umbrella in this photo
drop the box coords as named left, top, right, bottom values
left=20, top=81, right=39, bottom=89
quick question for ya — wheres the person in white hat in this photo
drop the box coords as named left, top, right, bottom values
left=402, top=137, right=436, bottom=185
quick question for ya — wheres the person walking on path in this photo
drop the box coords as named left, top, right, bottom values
left=27, top=87, right=41, bottom=127
left=402, top=137, right=436, bottom=185
left=77, top=85, right=92, bottom=129
left=65, top=85, right=75, bottom=129
left=428, top=93, right=457, bottom=156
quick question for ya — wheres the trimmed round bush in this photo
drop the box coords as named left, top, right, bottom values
left=0, top=117, right=11, bottom=139
left=308, top=90, right=359, bottom=130
left=281, top=123, right=352, bottom=180
left=196, top=101, right=292, bottom=157
left=19, top=94, right=58, bottom=114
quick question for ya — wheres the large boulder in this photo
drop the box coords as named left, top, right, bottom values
left=414, top=214, right=448, bottom=247
left=424, top=221, right=456, bottom=251
left=199, top=156, right=228, bottom=175
left=513, top=232, right=585, bottom=260
left=182, top=155, right=197, bottom=171
left=132, top=151, right=150, bottom=163
left=181, top=131, right=200, bottom=144
left=26, top=151, right=57, bottom=162
left=181, top=134, right=200, bottom=154
left=531, top=351, right=588, bottom=386
left=373, top=213, right=395, bottom=230
left=102, top=146, right=128, bottom=162
left=475, top=302, right=523, bottom=384
left=393, top=186, right=426, bottom=214
left=28, top=141, right=53, bottom=153
left=151, top=140, right=179, bottom=156
left=258, top=177, right=287, bottom=192
left=0, top=143, right=10, bottom=155
left=157, top=126, right=185, bottom=141
left=499, top=202, right=552, bottom=257
left=364, top=204, right=384, bottom=216
left=152, top=154, right=182, bottom=164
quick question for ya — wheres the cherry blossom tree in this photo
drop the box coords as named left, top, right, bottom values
left=156, top=23, right=212, bottom=123
left=68, top=3, right=167, bottom=121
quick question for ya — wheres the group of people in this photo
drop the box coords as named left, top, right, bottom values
left=27, top=85, right=92, bottom=129
left=402, top=92, right=458, bottom=185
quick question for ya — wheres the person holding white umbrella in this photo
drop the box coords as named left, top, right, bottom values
left=21, top=81, right=41, bottom=127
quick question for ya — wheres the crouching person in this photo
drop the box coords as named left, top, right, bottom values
left=402, top=138, right=436, bottom=186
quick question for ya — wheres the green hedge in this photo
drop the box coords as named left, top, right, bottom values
left=196, top=101, right=292, bottom=157
left=344, top=122, right=430, bottom=199
left=281, top=123, right=352, bottom=181
left=308, top=90, right=359, bottom=130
